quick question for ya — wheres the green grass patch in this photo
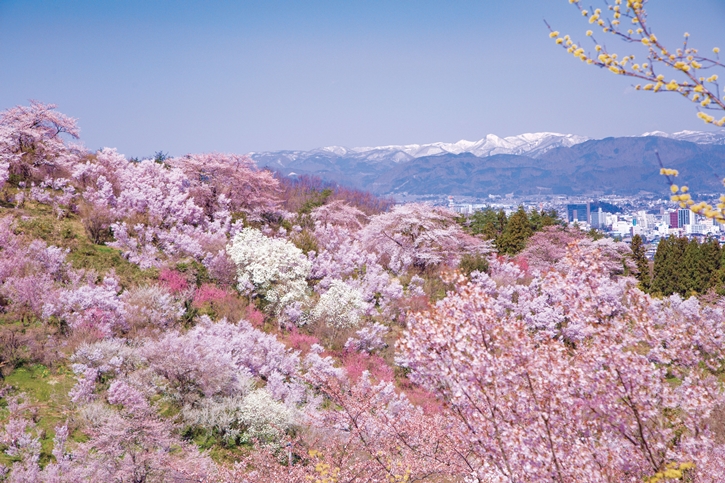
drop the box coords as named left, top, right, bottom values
left=2, top=206, right=155, bottom=287
left=13, top=213, right=83, bottom=250
left=1, top=364, right=76, bottom=466
left=67, top=242, right=158, bottom=288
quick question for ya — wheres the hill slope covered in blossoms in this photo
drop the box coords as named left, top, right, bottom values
left=1, top=102, right=725, bottom=483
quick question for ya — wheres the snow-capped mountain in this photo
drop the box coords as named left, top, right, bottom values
left=249, top=131, right=725, bottom=197
left=347, top=132, right=589, bottom=159
left=249, top=132, right=589, bottom=169
left=640, top=130, right=725, bottom=144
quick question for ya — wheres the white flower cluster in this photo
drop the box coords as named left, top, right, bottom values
left=182, top=389, right=294, bottom=446
left=236, top=389, right=295, bottom=444
left=311, top=279, right=367, bottom=329
left=227, top=227, right=311, bottom=313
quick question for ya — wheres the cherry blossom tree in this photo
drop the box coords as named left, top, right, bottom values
left=361, top=203, right=489, bottom=273
left=311, top=200, right=367, bottom=231
left=170, top=153, right=281, bottom=221
left=398, top=241, right=725, bottom=482
left=222, top=371, right=468, bottom=483
left=0, top=101, right=82, bottom=184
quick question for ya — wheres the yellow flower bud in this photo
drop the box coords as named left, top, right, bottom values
left=550, top=31, right=560, bottom=38
left=697, top=112, right=715, bottom=123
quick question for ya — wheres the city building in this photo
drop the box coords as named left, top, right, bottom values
left=678, top=208, right=693, bottom=228
left=567, top=203, right=590, bottom=223
left=590, top=208, right=608, bottom=229
left=669, top=211, right=679, bottom=228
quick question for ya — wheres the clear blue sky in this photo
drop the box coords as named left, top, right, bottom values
left=1, top=0, right=723, bottom=157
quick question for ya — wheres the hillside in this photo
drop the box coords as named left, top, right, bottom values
left=2, top=102, right=725, bottom=482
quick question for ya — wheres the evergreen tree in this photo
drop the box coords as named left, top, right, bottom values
left=630, top=234, right=650, bottom=291
left=464, top=207, right=561, bottom=257
left=651, top=236, right=687, bottom=296
left=467, top=208, right=506, bottom=240
left=496, top=206, right=533, bottom=255
left=496, top=209, right=508, bottom=237
left=588, top=228, right=606, bottom=240
left=713, top=242, right=725, bottom=295
left=700, top=238, right=721, bottom=292
left=682, top=239, right=706, bottom=295
left=528, top=209, right=561, bottom=232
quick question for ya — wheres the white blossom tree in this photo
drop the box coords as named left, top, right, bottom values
left=227, top=227, right=311, bottom=314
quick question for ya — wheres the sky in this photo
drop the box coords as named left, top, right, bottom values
left=1, top=0, right=724, bottom=157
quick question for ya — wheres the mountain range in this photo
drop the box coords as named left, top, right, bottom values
left=249, top=131, right=725, bottom=197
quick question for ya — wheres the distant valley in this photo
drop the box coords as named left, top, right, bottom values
left=249, top=131, right=725, bottom=197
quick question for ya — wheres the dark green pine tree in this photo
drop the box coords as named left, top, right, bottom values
left=496, top=209, right=508, bottom=237
left=682, top=239, right=706, bottom=295
left=630, top=234, right=651, bottom=291
left=650, top=237, right=671, bottom=296
left=699, top=238, right=721, bottom=292
left=712, top=242, right=725, bottom=295
left=528, top=208, right=562, bottom=232
left=672, top=236, right=690, bottom=295
left=496, top=206, right=533, bottom=255
left=651, top=236, right=688, bottom=296
left=467, top=208, right=506, bottom=241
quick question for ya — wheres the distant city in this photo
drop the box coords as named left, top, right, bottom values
left=444, top=193, right=724, bottom=259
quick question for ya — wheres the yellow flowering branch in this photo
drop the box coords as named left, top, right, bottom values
left=548, top=0, right=725, bottom=223
left=547, top=0, right=725, bottom=125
